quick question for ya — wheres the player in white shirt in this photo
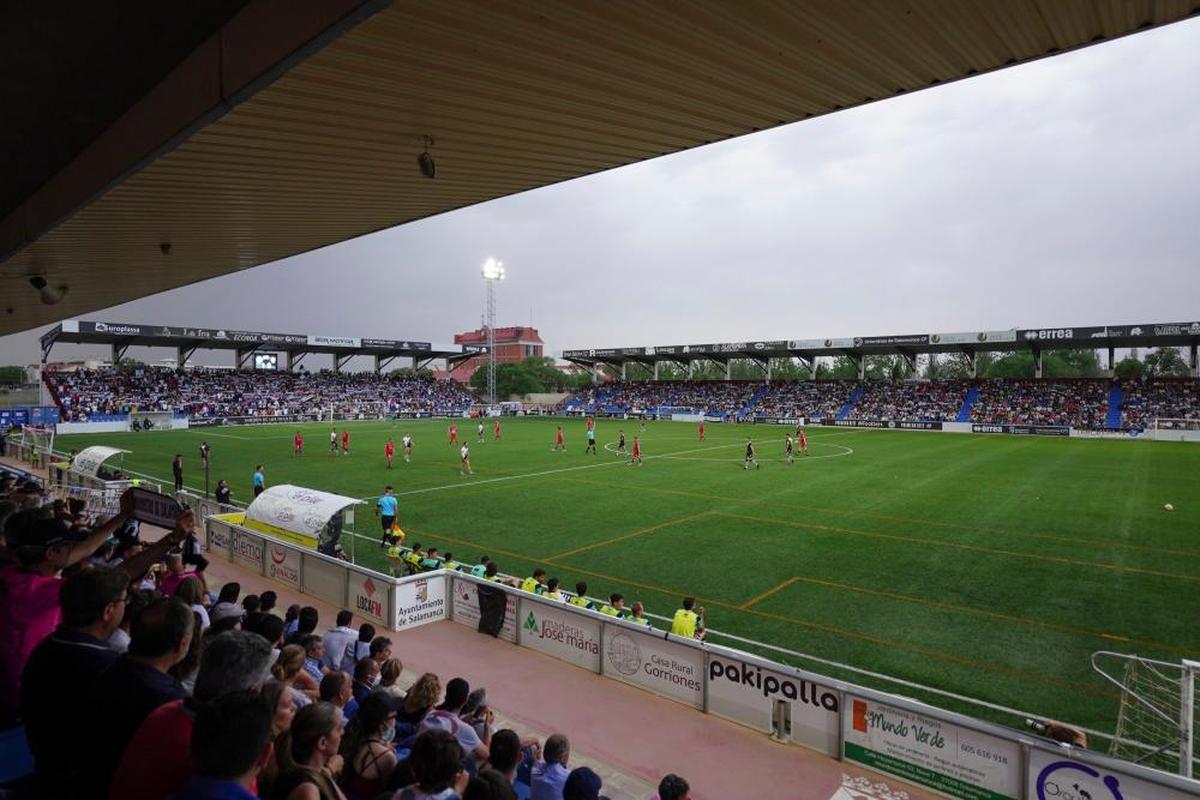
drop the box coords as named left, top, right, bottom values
left=402, top=434, right=413, bottom=463
left=329, top=429, right=338, bottom=455
left=477, top=421, right=485, bottom=443
left=459, top=443, right=473, bottom=475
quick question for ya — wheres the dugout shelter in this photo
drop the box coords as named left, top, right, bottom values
left=236, top=483, right=363, bottom=551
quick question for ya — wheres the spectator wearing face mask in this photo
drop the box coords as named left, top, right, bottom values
left=351, top=657, right=381, bottom=706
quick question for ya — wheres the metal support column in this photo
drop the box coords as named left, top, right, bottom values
left=810, top=359, right=817, bottom=380
left=766, top=360, right=773, bottom=383
left=653, top=361, right=660, bottom=380
left=592, top=364, right=599, bottom=385
left=621, top=362, right=627, bottom=380
left=1191, top=344, right=1198, bottom=378
left=1108, top=345, right=1116, bottom=377
left=1034, top=347, right=1043, bottom=379
left=856, top=356, right=865, bottom=381
left=725, top=361, right=732, bottom=381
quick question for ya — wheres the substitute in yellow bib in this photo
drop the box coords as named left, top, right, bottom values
left=520, top=569, right=547, bottom=595
left=671, top=596, right=706, bottom=640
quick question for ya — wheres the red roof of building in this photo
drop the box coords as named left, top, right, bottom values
left=454, top=326, right=543, bottom=345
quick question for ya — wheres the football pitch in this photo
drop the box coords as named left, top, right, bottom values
left=58, top=418, right=1200, bottom=734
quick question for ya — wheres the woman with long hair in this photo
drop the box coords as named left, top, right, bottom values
left=338, top=693, right=397, bottom=800
left=271, top=702, right=346, bottom=800
left=273, top=643, right=318, bottom=703
left=258, top=679, right=298, bottom=797
left=397, top=672, right=441, bottom=727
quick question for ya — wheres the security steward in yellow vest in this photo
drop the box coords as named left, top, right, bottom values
left=671, top=597, right=705, bottom=640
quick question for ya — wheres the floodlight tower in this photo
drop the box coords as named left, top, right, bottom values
left=481, top=258, right=505, bottom=406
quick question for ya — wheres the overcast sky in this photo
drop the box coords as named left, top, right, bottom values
left=4, top=18, right=1199, bottom=369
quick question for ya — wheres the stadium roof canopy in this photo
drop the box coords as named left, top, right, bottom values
left=2, top=1, right=1196, bottom=337
left=562, top=320, right=1200, bottom=367
left=40, top=319, right=481, bottom=371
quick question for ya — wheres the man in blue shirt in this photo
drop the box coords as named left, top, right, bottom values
left=175, top=690, right=274, bottom=800
left=251, top=465, right=265, bottom=497
left=376, top=486, right=399, bottom=547
left=531, top=733, right=572, bottom=800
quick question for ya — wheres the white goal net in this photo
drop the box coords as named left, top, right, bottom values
left=1150, top=418, right=1200, bottom=442
left=1092, top=651, right=1198, bottom=777
left=14, top=424, right=55, bottom=467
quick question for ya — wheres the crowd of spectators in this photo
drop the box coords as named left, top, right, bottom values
left=1119, top=378, right=1200, bottom=429
left=0, top=474, right=692, bottom=800
left=563, top=381, right=760, bottom=416
left=753, top=381, right=856, bottom=420
left=847, top=381, right=967, bottom=423
left=46, top=367, right=475, bottom=421
left=969, top=379, right=1110, bottom=429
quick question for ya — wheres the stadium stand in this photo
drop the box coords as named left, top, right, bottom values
left=845, top=381, right=967, bottom=423
left=967, top=379, right=1110, bottom=429
left=45, top=367, right=474, bottom=421
left=1119, top=378, right=1200, bottom=429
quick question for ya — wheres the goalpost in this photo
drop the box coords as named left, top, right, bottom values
left=14, top=424, right=55, bottom=468
left=1149, top=418, right=1200, bottom=442
left=1092, top=651, right=1198, bottom=777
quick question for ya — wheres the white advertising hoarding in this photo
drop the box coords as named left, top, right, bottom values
left=208, top=520, right=233, bottom=558
left=1026, top=748, right=1196, bottom=800
left=518, top=596, right=601, bottom=673
left=451, top=577, right=517, bottom=643
left=393, top=575, right=447, bottom=630
left=843, top=695, right=1020, bottom=800
left=231, top=529, right=265, bottom=572
left=349, top=570, right=388, bottom=625
left=706, top=652, right=840, bottom=756
left=264, top=542, right=301, bottom=590
left=602, top=626, right=703, bottom=709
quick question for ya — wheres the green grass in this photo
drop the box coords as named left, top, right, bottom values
left=57, top=418, right=1200, bottom=733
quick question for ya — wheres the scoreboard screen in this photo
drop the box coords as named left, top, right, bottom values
left=254, top=353, right=279, bottom=371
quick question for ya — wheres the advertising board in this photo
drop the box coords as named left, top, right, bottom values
left=231, top=529, right=265, bottom=572
left=393, top=576, right=447, bottom=629
left=207, top=520, right=233, bottom=558
left=602, top=626, right=703, bottom=708
left=265, top=542, right=301, bottom=590
left=1026, top=747, right=1196, bottom=800
left=518, top=597, right=601, bottom=672
left=820, top=419, right=943, bottom=430
left=843, top=695, right=1021, bottom=800
left=706, top=652, right=840, bottom=756
left=349, top=571, right=388, bottom=625
left=451, top=577, right=517, bottom=642
left=971, top=424, right=1068, bottom=437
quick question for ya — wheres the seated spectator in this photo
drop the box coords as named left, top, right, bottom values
left=259, top=678, right=300, bottom=796
left=260, top=590, right=280, bottom=616
left=302, top=634, right=328, bottom=682
left=272, top=701, right=347, bottom=800
left=379, top=657, right=405, bottom=699
left=370, top=634, right=394, bottom=665
left=563, top=767, right=608, bottom=800
left=399, top=672, right=442, bottom=728
left=210, top=581, right=243, bottom=625
left=172, top=609, right=207, bottom=694
left=322, top=609, right=358, bottom=670
left=110, top=630, right=274, bottom=800
left=321, top=670, right=356, bottom=721
left=245, top=611, right=287, bottom=648
left=421, top=677, right=491, bottom=763
left=20, top=565, right=128, bottom=798
left=530, top=734, right=571, bottom=800
left=339, top=693, right=399, bottom=799
left=655, top=774, right=691, bottom=800
left=351, top=657, right=382, bottom=706
left=275, top=643, right=318, bottom=704
left=394, top=729, right=469, bottom=800
left=286, top=605, right=321, bottom=646
left=175, top=574, right=211, bottom=629
left=159, top=550, right=201, bottom=596
left=85, top=597, right=195, bottom=795
left=484, top=729, right=523, bottom=785
left=109, top=587, right=154, bottom=652
left=284, top=604, right=302, bottom=639
left=339, top=623, right=376, bottom=672
left=629, top=601, right=651, bottom=628
left=175, top=689, right=274, bottom=800
left=463, top=770, right=518, bottom=800
left=243, top=593, right=262, bottom=615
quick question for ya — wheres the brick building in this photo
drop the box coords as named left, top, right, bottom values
left=449, top=326, right=544, bottom=382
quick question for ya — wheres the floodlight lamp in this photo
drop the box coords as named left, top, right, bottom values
left=482, top=259, right=505, bottom=281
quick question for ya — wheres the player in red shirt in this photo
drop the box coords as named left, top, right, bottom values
left=341, top=429, right=350, bottom=455
left=698, top=421, right=706, bottom=441
left=493, top=419, right=502, bottom=441
left=798, top=427, right=809, bottom=456
left=586, top=416, right=595, bottom=432
left=385, top=437, right=395, bottom=469
left=294, top=431, right=304, bottom=456
left=629, top=435, right=643, bottom=466
left=448, top=423, right=458, bottom=445
left=553, top=425, right=565, bottom=451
